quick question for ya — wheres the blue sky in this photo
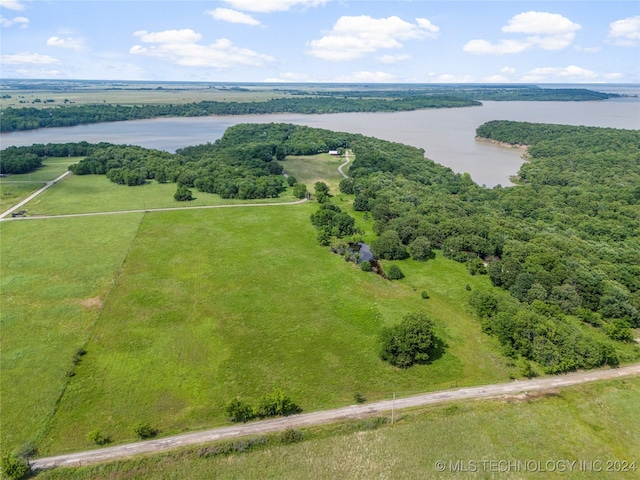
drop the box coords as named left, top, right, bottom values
left=1, top=0, right=638, bottom=83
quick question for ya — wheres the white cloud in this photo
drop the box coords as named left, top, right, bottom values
left=574, top=45, right=601, bottom=54
left=47, top=36, right=85, bottom=50
left=263, top=72, right=311, bottom=82
left=207, top=8, right=260, bottom=26
left=464, top=11, right=580, bottom=54
left=500, top=66, right=516, bottom=75
left=223, top=0, right=329, bottom=13
left=334, top=70, right=396, bottom=82
left=483, top=75, right=511, bottom=83
left=464, top=39, right=530, bottom=55
left=0, top=0, right=25, bottom=11
left=608, top=16, right=640, bottom=46
left=1, top=53, right=60, bottom=65
left=502, top=11, right=581, bottom=36
left=0, top=14, right=27, bottom=27
left=307, top=15, right=439, bottom=61
left=377, top=54, right=411, bottom=63
left=131, top=29, right=274, bottom=68
left=520, top=65, right=598, bottom=82
left=432, top=73, right=475, bottom=83
left=134, top=29, right=202, bottom=44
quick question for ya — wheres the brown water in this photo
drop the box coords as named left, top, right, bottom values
left=1, top=99, right=638, bottom=187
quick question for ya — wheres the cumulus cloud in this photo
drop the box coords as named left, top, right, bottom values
left=0, top=0, right=26, bottom=11
left=47, top=36, right=85, bottom=50
left=130, top=29, right=274, bottom=68
left=206, top=8, right=260, bottom=26
left=1, top=52, right=60, bottom=64
left=263, top=72, right=311, bottom=82
left=608, top=16, right=640, bottom=46
left=0, top=14, right=28, bottom=27
left=432, top=73, right=475, bottom=83
left=223, top=0, right=329, bottom=13
left=520, top=65, right=598, bottom=82
left=334, top=70, right=396, bottom=82
left=307, top=15, right=439, bottom=61
left=464, top=11, right=580, bottom=54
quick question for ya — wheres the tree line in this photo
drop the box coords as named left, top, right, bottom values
left=334, top=121, right=638, bottom=373
left=0, top=94, right=481, bottom=132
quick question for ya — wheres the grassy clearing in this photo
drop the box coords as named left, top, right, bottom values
left=0, top=157, right=80, bottom=211
left=38, top=204, right=510, bottom=454
left=0, top=214, right=143, bottom=453
left=278, top=153, right=346, bottom=194
left=23, top=174, right=297, bottom=215
left=36, top=377, right=640, bottom=479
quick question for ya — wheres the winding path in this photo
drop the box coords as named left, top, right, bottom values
left=337, top=150, right=351, bottom=178
left=30, top=363, right=640, bottom=471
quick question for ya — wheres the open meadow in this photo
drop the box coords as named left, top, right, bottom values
left=35, top=377, right=640, bottom=479
left=0, top=157, right=79, bottom=211
left=2, top=151, right=637, bottom=473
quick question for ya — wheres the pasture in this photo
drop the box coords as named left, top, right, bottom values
left=0, top=157, right=79, bottom=211
left=36, top=377, right=640, bottom=479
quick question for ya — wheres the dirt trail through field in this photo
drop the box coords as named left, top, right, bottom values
left=31, top=363, right=640, bottom=471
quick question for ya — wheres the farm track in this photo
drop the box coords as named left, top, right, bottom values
left=30, top=363, right=640, bottom=471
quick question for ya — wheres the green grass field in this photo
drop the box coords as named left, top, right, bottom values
left=35, top=377, right=640, bottom=479
left=0, top=214, right=144, bottom=452
left=2, top=152, right=637, bottom=475
left=36, top=205, right=511, bottom=455
left=279, top=153, right=347, bottom=194
left=0, top=157, right=79, bottom=211
left=0, top=87, right=291, bottom=109
left=23, top=174, right=298, bottom=215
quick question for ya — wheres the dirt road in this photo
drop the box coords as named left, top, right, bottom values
left=337, top=150, right=351, bottom=178
left=31, top=363, right=640, bottom=471
left=0, top=171, right=70, bottom=220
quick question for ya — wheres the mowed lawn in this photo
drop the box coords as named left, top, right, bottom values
left=40, top=204, right=511, bottom=454
left=279, top=153, right=347, bottom=193
left=0, top=214, right=144, bottom=452
left=38, top=377, right=640, bottom=479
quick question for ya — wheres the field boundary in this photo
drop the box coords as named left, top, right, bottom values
left=30, top=363, right=640, bottom=471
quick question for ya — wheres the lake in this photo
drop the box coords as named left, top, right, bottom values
left=1, top=98, right=638, bottom=187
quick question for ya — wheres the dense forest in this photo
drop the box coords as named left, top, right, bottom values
left=0, top=87, right=616, bottom=133
left=0, top=95, right=480, bottom=132
left=343, top=120, right=639, bottom=373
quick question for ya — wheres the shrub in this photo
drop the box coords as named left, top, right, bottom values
left=353, top=392, right=366, bottom=403
left=87, top=429, right=111, bottom=446
left=386, top=265, right=405, bottom=280
left=133, top=421, right=157, bottom=439
left=255, top=389, right=301, bottom=418
left=1, top=453, right=29, bottom=480
left=421, top=290, right=429, bottom=299
left=174, top=184, right=193, bottom=201
left=225, top=398, right=255, bottom=423
left=360, top=260, right=372, bottom=272
left=380, top=312, right=437, bottom=368
left=280, top=428, right=304, bottom=444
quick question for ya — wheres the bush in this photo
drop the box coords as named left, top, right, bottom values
left=87, top=429, right=111, bottom=446
left=421, top=290, right=429, bottom=299
left=279, top=428, right=304, bottom=444
left=1, top=453, right=29, bottom=480
left=353, top=392, right=366, bottom=403
left=380, top=312, right=437, bottom=368
left=174, top=184, right=193, bottom=201
left=386, top=265, right=405, bottom=280
left=360, top=260, right=372, bottom=272
left=133, top=421, right=157, bottom=439
left=255, top=389, right=301, bottom=418
left=287, top=176, right=297, bottom=186
left=225, top=398, right=255, bottom=423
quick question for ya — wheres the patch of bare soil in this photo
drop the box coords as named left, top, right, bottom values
left=80, top=296, right=103, bottom=310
